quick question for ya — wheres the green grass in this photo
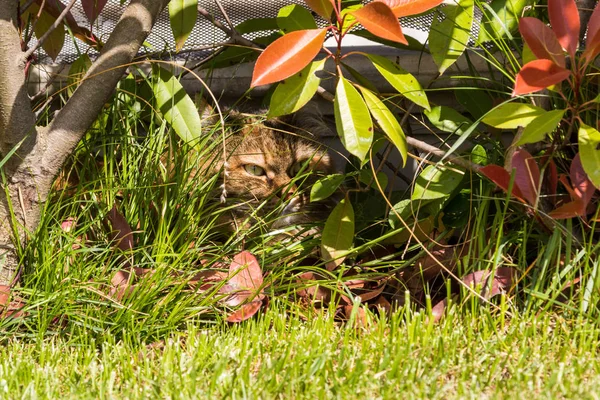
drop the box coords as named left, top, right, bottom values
left=3, top=303, right=600, bottom=399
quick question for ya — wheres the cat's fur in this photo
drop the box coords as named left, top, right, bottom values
left=206, top=109, right=335, bottom=234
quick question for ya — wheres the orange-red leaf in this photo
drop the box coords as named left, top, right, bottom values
left=226, top=300, right=263, bottom=323
left=251, top=28, right=327, bottom=88
left=548, top=0, right=580, bottom=58
left=480, top=164, right=527, bottom=203
left=381, top=0, right=444, bottom=18
left=351, top=2, right=407, bottom=44
left=570, top=153, right=595, bottom=209
left=512, top=149, right=540, bottom=206
left=512, top=59, right=571, bottom=96
left=304, top=0, right=335, bottom=20
left=583, top=2, right=600, bottom=62
left=519, top=17, right=565, bottom=67
left=549, top=199, right=585, bottom=219
left=221, top=251, right=264, bottom=307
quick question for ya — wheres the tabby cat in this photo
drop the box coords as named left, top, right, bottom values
left=206, top=109, right=335, bottom=235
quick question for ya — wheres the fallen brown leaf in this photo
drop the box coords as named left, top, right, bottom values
left=226, top=300, right=263, bottom=323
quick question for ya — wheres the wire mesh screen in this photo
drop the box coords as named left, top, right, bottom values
left=28, top=0, right=482, bottom=64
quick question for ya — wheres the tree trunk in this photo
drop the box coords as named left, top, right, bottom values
left=0, top=0, right=170, bottom=286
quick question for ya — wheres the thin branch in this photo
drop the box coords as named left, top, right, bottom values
left=197, top=5, right=258, bottom=49
left=23, top=0, right=77, bottom=60
left=213, top=0, right=234, bottom=31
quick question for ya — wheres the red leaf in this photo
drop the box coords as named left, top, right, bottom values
left=60, top=217, right=77, bottom=232
left=251, top=28, right=327, bottom=87
left=549, top=199, right=585, bottom=219
left=381, top=0, right=444, bottom=18
left=570, top=153, right=596, bottom=209
left=81, top=0, right=108, bottom=24
left=512, top=59, right=571, bottom=96
left=430, top=298, right=447, bottom=323
left=351, top=2, right=407, bottom=44
left=518, top=17, right=565, bottom=67
left=583, top=2, right=600, bottom=62
left=304, top=0, right=335, bottom=20
left=0, top=285, right=9, bottom=308
left=226, top=300, right=263, bottom=323
left=462, top=267, right=515, bottom=299
left=512, top=149, right=540, bottom=206
left=540, top=156, right=558, bottom=197
left=107, top=205, right=134, bottom=252
left=222, top=251, right=264, bottom=307
left=548, top=0, right=580, bottom=58
left=480, top=165, right=527, bottom=203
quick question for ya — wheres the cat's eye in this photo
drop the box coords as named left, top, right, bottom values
left=244, top=164, right=266, bottom=176
left=290, top=161, right=308, bottom=176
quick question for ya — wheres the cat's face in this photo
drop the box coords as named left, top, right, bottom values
left=219, top=112, right=333, bottom=231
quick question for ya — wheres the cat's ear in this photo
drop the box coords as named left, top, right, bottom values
left=290, top=106, right=332, bottom=138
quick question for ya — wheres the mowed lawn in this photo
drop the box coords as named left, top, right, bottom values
left=2, top=303, right=600, bottom=399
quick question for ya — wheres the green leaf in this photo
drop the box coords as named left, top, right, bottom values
left=334, top=76, right=373, bottom=161
left=428, top=0, right=474, bottom=74
left=340, top=4, right=362, bottom=33
left=578, top=123, right=600, bottom=189
left=359, top=88, right=408, bottom=166
left=388, top=199, right=414, bottom=229
left=471, top=144, right=489, bottom=166
left=482, top=103, right=545, bottom=129
left=67, top=54, right=92, bottom=96
left=455, top=89, right=493, bottom=120
left=424, top=106, right=476, bottom=136
left=351, top=29, right=425, bottom=51
left=311, top=174, right=345, bottom=202
left=442, top=191, right=471, bottom=228
left=236, top=18, right=279, bottom=34
left=359, top=169, right=388, bottom=190
left=152, top=66, right=202, bottom=144
left=277, top=4, right=317, bottom=33
left=342, top=63, right=379, bottom=93
left=412, top=165, right=464, bottom=201
left=169, top=0, right=198, bottom=51
left=204, top=33, right=279, bottom=70
left=367, top=54, right=430, bottom=111
left=477, top=0, right=528, bottom=43
left=321, top=198, right=355, bottom=267
left=515, top=109, right=565, bottom=146
left=268, top=59, right=326, bottom=117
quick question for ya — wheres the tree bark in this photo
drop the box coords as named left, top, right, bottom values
left=0, top=0, right=170, bottom=285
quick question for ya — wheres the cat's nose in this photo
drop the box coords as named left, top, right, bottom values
left=279, top=183, right=298, bottom=201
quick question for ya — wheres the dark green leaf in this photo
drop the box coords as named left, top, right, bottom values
left=455, top=89, right=493, bottom=120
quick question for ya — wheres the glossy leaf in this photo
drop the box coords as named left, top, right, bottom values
left=515, top=109, right=565, bottom=146
left=30, top=4, right=64, bottom=61
left=583, top=2, right=600, bottom=62
left=268, top=59, right=326, bottom=117
left=226, top=300, right=263, bottom=323
left=340, top=5, right=361, bottom=34
left=169, top=0, right=198, bottom=51
left=548, top=0, right=580, bottom=58
left=477, top=0, right=527, bottom=43
left=311, top=174, right=345, bottom=202
left=571, top=153, right=595, bottom=209
left=455, top=90, right=493, bottom=120
left=412, top=165, right=464, bottom=201
left=82, top=0, right=108, bottom=24
left=235, top=18, right=280, bottom=34
left=359, top=169, right=389, bottom=190
left=359, top=87, right=408, bottom=166
left=428, top=0, right=474, bottom=74
left=479, top=165, right=526, bottom=203
left=321, top=198, right=355, bottom=268
left=512, top=59, right=571, bottom=96
left=385, top=0, right=444, bottom=17
left=424, top=106, right=475, bottom=136
left=367, top=54, right=430, bottom=110
left=251, top=28, right=327, bottom=87
left=152, top=66, right=202, bottom=143
left=518, top=17, right=565, bottom=67
left=511, top=149, right=540, bottom=206
left=334, top=76, right=373, bottom=161
left=351, top=2, right=408, bottom=44
left=578, top=123, right=600, bottom=189
left=482, top=103, right=545, bottom=129
left=277, top=4, right=317, bottom=33
left=549, top=199, right=586, bottom=219
left=304, top=0, right=335, bottom=20
left=471, top=144, right=489, bottom=166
